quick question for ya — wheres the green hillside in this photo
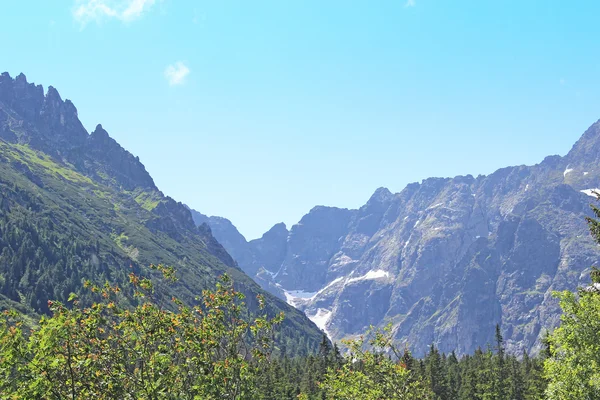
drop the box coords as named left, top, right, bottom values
left=0, top=72, right=322, bottom=356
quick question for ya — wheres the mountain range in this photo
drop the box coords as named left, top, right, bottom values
left=3, top=70, right=599, bottom=359
left=0, top=72, right=324, bottom=355
left=191, top=120, right=600, bottom=357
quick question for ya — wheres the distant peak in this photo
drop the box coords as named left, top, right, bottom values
left=46, top=85, right=62, bottom=102
left=210, top=216, right=236, bottom=226
left=91, top=124, right=109, bottom=139
left=309, top=205, right=345, bottom=213
left=15, top=73, right=27, bottom=83
left=268, top=222, right=288, bottom=233
left=369, top=187, right=393, bottom=202
left=565, top=119, right=600, bottom=164
left=260, top=222, right=288, bottom=240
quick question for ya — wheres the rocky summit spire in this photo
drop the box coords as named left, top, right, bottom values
left=86, top=123, right=157, bottom=191
left=0, top=72, right=45, bottom=122
left=0, top=72, right=155, bottom=192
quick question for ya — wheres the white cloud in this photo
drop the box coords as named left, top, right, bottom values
left=405, top=0, right=416, bottom=6
left=164, top=62, right=190, bottom=86
left=73, top=0, right=156, bottom=26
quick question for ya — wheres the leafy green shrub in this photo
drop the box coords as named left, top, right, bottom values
left=0, top=265, right=282, bottom=399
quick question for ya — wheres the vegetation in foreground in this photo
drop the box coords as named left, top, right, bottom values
left=0, top=263, right=548, bottom=399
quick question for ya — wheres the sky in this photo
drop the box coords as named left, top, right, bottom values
left=2, top=1, right=600, bottom=239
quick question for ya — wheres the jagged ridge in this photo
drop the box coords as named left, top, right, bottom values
left=192, top=120, right=600, bottom=357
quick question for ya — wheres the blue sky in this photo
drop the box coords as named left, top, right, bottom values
left=2, top=1, right=600, bottom=239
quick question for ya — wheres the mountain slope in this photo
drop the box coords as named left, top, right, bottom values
left=193, top=120, right=600, bottom=357
left=0, top=72, right=323, bottom=355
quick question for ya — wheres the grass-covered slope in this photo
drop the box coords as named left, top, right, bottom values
left=0, top=72, right=322, bottom=356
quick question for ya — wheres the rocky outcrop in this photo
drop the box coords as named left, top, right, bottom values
left=193, top=120, right=600, bottom=357
left=84, top=124, right=156, bottom=190
left=0, top=73, right=155, bottom=189
left=0, top=72, right=201, bottom=241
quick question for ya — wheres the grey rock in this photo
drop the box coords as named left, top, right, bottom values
left=192, top=120, right=600, bottom=357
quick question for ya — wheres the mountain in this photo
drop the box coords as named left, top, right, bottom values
left=0, top=72, right=323, bottom=355
left=192, top=120, right=600, bottom=357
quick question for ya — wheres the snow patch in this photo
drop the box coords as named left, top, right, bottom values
left=347, top=269, right=389, bottom=283
left=263, top=268, right=277, bottom=278
left=581, top=189, right=600, bottom=198
left=282, top=276, right=345, bottom=307
left=584, top=171, right=589, bottom=176
left=564, top=166, right=574, bottom=177
left=308, top=308, right=332, bottom=338
left=283, top=289, right=317, bottom=307
left=414, top=220, right=420, bottom=228
left=320, top=277, right=344, bottom=292
left=428, top=203, right=443, bottom=210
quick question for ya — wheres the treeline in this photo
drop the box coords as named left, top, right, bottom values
left=254, top=325, right=546, bottom=400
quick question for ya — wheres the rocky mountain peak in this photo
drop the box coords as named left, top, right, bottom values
left=45, top=85, right=62, bottom=103
left=91, top=124, right=109, bottom=138
left=0, top=72, right=45, bottom=123
left=566, top=119, right=600, bottom=164
left=193, top=118, right=600, bottom=357
left=262, top=222, right=288, bottom=239
left=366, top=187, right=394, bottom=206
left=85, top=123, right=156, bottom=191
left=0, top=72, right=158, bottom=192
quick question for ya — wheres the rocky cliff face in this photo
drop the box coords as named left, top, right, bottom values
left=0, top=73, right=204, bottom=241
left=193, top=120, right=600, bottom=357
left=0, top=72, right=156, bottom=191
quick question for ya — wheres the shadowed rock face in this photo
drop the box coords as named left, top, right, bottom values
left=193, top=119, right=600, bottom=357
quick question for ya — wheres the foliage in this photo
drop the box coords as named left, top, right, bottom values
left=544, top=198, right=600, bottom=399
left=0, top=266, right=283, bottom=399
left=0, top=263, right=551, bottom=399
left=319, top=325, right=433, bottom=399
left=544, top=286, right=600, bottom=399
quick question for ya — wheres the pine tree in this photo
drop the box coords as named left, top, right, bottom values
left=425, top=344, right=449, bottom=400
left=493, top=324, right=507, bottom=399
